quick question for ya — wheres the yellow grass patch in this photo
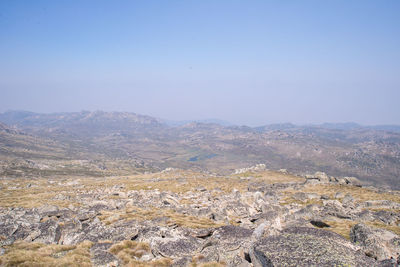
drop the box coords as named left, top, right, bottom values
left=109, top=240, right=172, bottom=267
left=314, top=219, right=358, bottom=240
left=311, top=218, right=400, bottom=240
left=0, top=169, right=305, bottom=209
left=235, top=170, right=304, bottom=184
left=99, top=206, right=225, bottom=229
left=0, top=178, right=78, bottom=208
left=0, top=240, right=93, bottom=266
left=191, top=254, right=226, bottom=267
left=367, top=221, right=400, bottom=236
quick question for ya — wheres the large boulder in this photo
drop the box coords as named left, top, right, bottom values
left=321, top=199, right=351, bottom=219
left=250, top=227, right=377, bottom=267
left=198, top=226, right=253, bottom=266
left=350, top=223, right=400, bottom=262
left=344, top=177, right=363, bottom=187
left=305, top=172, right=330, bottom=184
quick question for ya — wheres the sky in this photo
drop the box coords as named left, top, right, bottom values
left=0, top=0, right=399, bottom=126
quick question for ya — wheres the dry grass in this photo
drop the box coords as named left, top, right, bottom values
left=0, top=178, right=77, bottom=208
left=314, top=219, right=358, bottom=240
left=296, top=184, right=400, bottom=204
left=280, top=183, right=400, bottom=210
left=191, top=254, right=226, bottom=267
left=0, top=169, right=305, bottom=208
left=235, top=170, right=304, bottom=184
left=89, top=169, right=303, bottom=195
left=124, top=176, right=249, bottom=194
left=366, top=207, right=400, bottom=213
left=310, top=218, right=400, bottom=240
left=109, top=240, right=172, bottom=267
left=0, top=240, right=93, bottom=266
left=191, top=262, right=226, bottom=267
left=367, top=221, right=400, bottom=236
left=99, top=206, right=225, bottom=229
left=279, top=196, right=323, bottom=207
left=109, top=240, right=150, bottom=262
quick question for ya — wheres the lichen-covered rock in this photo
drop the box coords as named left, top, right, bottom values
left=250, top=227, right=377, bottom=267
left=373, top=210, right=399, bottom=225
left=350, top=223, right=400, bottom=262
left=152, top=236, right=202, bottom=258
left=198, top=226, right=254, bottom=266
left=322, top=199, right=351, bottom=219
left=34, top=219, right=61, bottom=244
left=90, top=242, right=119, bottom=266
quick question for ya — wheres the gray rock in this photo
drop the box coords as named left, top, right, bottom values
left=322, top=199, right=351, bottom=219
left=37, top=204, right=59, bottom=215
left=162, top=194, right=180, bottom=206
left=344, top=177, right=363, bottom=187
left=153, top=236, right=202, bottom=258
left=90, top=242, right=118, bottom=266
left=320, top=194, right=329, bottom=200
left=250, top=227, right=377, bottom=267
left=374, top=210, right=399, bottom=225
left=253, top=223, right=267, bottom=239
left=335, top=192, right=345, bottom=199
left=33, top=219, right=61, bottom=244
left=305, top=172, right=330, bottom=184
left=209, top=226, right=254, bottom=266
left=350, top=223, right=400, bottom=261
left=342, top=193, right=355, bottom=207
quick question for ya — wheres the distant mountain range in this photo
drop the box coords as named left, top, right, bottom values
left=1, top=110, right=400, bottom=189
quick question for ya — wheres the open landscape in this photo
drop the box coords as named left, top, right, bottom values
left=0, top=111, right=400, bottom=266
left=1, top=111, right=400, bottom=189
left=1, top=0, right=400, bottom=266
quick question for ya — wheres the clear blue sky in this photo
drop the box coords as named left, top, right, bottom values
left=0, top=0, right=399, bottom=126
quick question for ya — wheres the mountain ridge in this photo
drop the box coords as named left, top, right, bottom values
left=1, top=110, right=400, bottom=189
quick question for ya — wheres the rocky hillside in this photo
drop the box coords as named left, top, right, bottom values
left=0, top=119, right=155, bottom=179
left=0, top=168, right=399, bottom=266
left=1, top=110, right=399, bottom=189
left=0, top=110, right=163, bottom=138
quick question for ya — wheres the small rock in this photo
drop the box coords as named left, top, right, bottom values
left=342, top=194, right=354, bottom=206
left=252, top=223, right=267, bottom=239
left=335, top=192, right=345, bottom=199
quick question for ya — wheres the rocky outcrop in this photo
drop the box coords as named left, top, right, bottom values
left=305, top=171, right=331, bottom=184
left=235, top=164, right=267, bottom=174
left=350, top=223, right=400, bottom=262
left=250, top=227, right=377, bottom=267
left=1, top=170, right=399, bottom=266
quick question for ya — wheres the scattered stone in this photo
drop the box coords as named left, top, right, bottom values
left=335, top=192, right=345, bottom=199
left=0, top=170, right=397, bottom=266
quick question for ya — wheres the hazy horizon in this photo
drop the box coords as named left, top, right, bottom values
left=2, top=109, right=400, bottom=128
left=1, top=1, right=399, bottom=126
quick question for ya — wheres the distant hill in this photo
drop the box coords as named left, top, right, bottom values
left=0, top=110, right=164, bottom=138
left=368, top=125, right=400, bottom=133
left=162, top=118, right=234, bottom=127
left=1, top=110, right=400, bottom=189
